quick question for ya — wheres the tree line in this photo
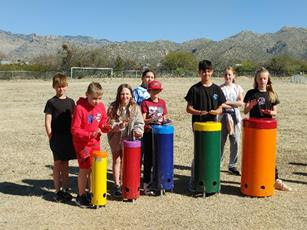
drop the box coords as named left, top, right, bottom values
left=1, top=44, right=307, bottom=76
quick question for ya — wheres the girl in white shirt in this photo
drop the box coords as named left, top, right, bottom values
left=220, top=67, right=244, bottom=176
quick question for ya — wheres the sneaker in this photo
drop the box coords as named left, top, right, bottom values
left=61, top=189, right=73, bottom=202
left=113, top=185, right=122, bottom=197
left=228, top=167, right=241, bottom=176
left=53, top=191, right=65, bottom=202
left=187, top=179, right=196, bottom=193
left=275, top=179, right=292, bottom=191
left=143, top=183, right=155, bottom=195
left=75, top=194, right=91, bottom=208
left=85, top=191, right=92, bottom=202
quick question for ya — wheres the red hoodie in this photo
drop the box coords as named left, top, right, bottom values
left=71, top=97, right=108, bottom=155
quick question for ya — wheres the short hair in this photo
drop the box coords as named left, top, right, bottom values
left=52, top=73, right=68, bottom=88
left=142, top=69, right=156, bottom=79
left=86, top=82, right=103, bottom=96
left=198, top=60, right=213, bottom=71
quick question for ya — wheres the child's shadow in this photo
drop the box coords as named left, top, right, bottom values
left=171, top=165, right=242, bottom=197
left=0, top=179, right=55, bottom=202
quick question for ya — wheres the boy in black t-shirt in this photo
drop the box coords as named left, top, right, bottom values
left=44, top=73, right=76, bottom=202
left=184, top=60, right=226, bottom=192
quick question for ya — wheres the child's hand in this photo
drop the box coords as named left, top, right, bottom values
left=101, top=124, right=112, bottom=133
left=209, top=110, right=218, bottom=115
left=249, top=99, right=258, bottom=109
left=200, top=110, right=208, bottom=116
left=133, top=131, right=143, bottom=139
left=92, top=129, right=102, bottom=138
left=119, top=120, right=129, bottom=129
left=79, top=147, right=90, bottom=162
left=261, top=109, right=272, bottom=115
left=147, top=117, right=157, bottom=124
left=162, top=118, right=172, bottom=124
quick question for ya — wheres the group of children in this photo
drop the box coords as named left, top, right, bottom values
left=185, top=60, right=291, bottom=192
left=44, top=60, right=290, bottom=208
left=44, top=70, right=167, bottom=207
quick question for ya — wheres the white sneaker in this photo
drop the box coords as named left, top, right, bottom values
left=143, top=183, right=155, bottom=195
left=275, top=179, right=292, bottom=191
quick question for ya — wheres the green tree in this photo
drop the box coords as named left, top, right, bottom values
left=0, top=51, right=5, bottom=62
left=161, top=51, right=197, bottom=73
left=235, top=60, right=257, bottom=75
left=267, top=55, right=304, bottom=76
left=113, top=56, right=124, bottom=70
left=61, top=44, right=72, bottom=71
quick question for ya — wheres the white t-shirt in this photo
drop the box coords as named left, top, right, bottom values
left=220, top=83, right=244, bottom=122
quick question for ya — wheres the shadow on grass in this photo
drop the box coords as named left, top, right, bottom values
left=171, top=173, right=242, bottom=197
left=280, top=178, right=307, bottom=185
left=0, top=170, right=117, bottom=205
left=0, top=181, right=53, bottom=197
left=293, top=172, right=307, bottom=177
left=289, top=162, right=307, bottom=167
left=220, top=184, right=242, bottom=196
left=174, top=164, right=191, bottom=171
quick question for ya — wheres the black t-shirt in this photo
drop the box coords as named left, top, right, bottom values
left=185, top=82, right=226, bottom=124
left=243, top=89, right=280, bottom=118
left=44, top=96, right=75, bottom=134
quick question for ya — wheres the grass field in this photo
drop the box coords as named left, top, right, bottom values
left=0, top=77, right=306, bottom=229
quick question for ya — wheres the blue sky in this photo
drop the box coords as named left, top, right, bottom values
left=0, top=0, right=306, bottom=42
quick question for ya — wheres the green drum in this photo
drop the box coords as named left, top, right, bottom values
left=193, top=121, right=221, bottom=195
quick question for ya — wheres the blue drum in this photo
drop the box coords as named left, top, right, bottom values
left=152, top=125, right=174, bottom=194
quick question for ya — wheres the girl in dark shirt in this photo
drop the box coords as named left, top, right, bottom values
left=243, top=67, right=291, bottom=191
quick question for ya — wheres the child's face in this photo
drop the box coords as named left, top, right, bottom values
left=87, top=93, right=102, bottom=107
left=54, top=84, right=67, bottom=97
left=224, top=70, right=235, bottom=84
left=142, top=72, right=155, bottom=86
left=200, top=69, right=213, bottom=81
left=256, top=72, right=269, bottom=89
left=120, top=87, right=132, bottom=105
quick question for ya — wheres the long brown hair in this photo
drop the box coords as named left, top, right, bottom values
left=108, top=84, right=137, bottom=120
left=254, top=67, right=278, bottom=103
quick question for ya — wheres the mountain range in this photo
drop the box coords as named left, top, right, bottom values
left=0, top=26, right=306, bottom=66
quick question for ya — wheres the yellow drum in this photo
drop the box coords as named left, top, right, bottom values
left=91, top=151, right=108, bottom=207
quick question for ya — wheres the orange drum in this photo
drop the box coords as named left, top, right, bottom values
left=241, top=118, right=277, bottom=197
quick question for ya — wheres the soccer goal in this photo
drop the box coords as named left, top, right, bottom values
left=70, top=67, right=113, bottom=79
left=290, top=74, right=307, bottom=84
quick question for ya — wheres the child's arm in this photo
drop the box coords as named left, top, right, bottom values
left=143, top=113, right=155, bottom=124
left=71, top=108, right=93, bottom=141
left=99, top=105, right=112, bottom=133
left=186, top=103, right=208, bottom=116
left=244, top=99, right=257, bottom=114
left=261, top=105, right=277, bottom=116
left=225, top=93, right=243, bottom=108
left=45, top=113, right=52, bottom=139
left=209, top=105, right=223, bottom=115
left=226, top=86, right=244, bottom=108
left=133, top=107, right=145, bottom=138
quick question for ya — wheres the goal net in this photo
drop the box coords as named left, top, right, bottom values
left=290, top=74, right=307, bottom=84
left=70, top=67, right=113, bottom=79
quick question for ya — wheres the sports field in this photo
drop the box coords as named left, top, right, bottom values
left=0, top=77, right=306, bottom=229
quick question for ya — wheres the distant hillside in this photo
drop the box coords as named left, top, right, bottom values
left=0, top=26, right=306, bottom=67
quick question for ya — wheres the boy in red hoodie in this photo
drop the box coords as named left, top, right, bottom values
left=71, top=82, right=111, bottom=207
